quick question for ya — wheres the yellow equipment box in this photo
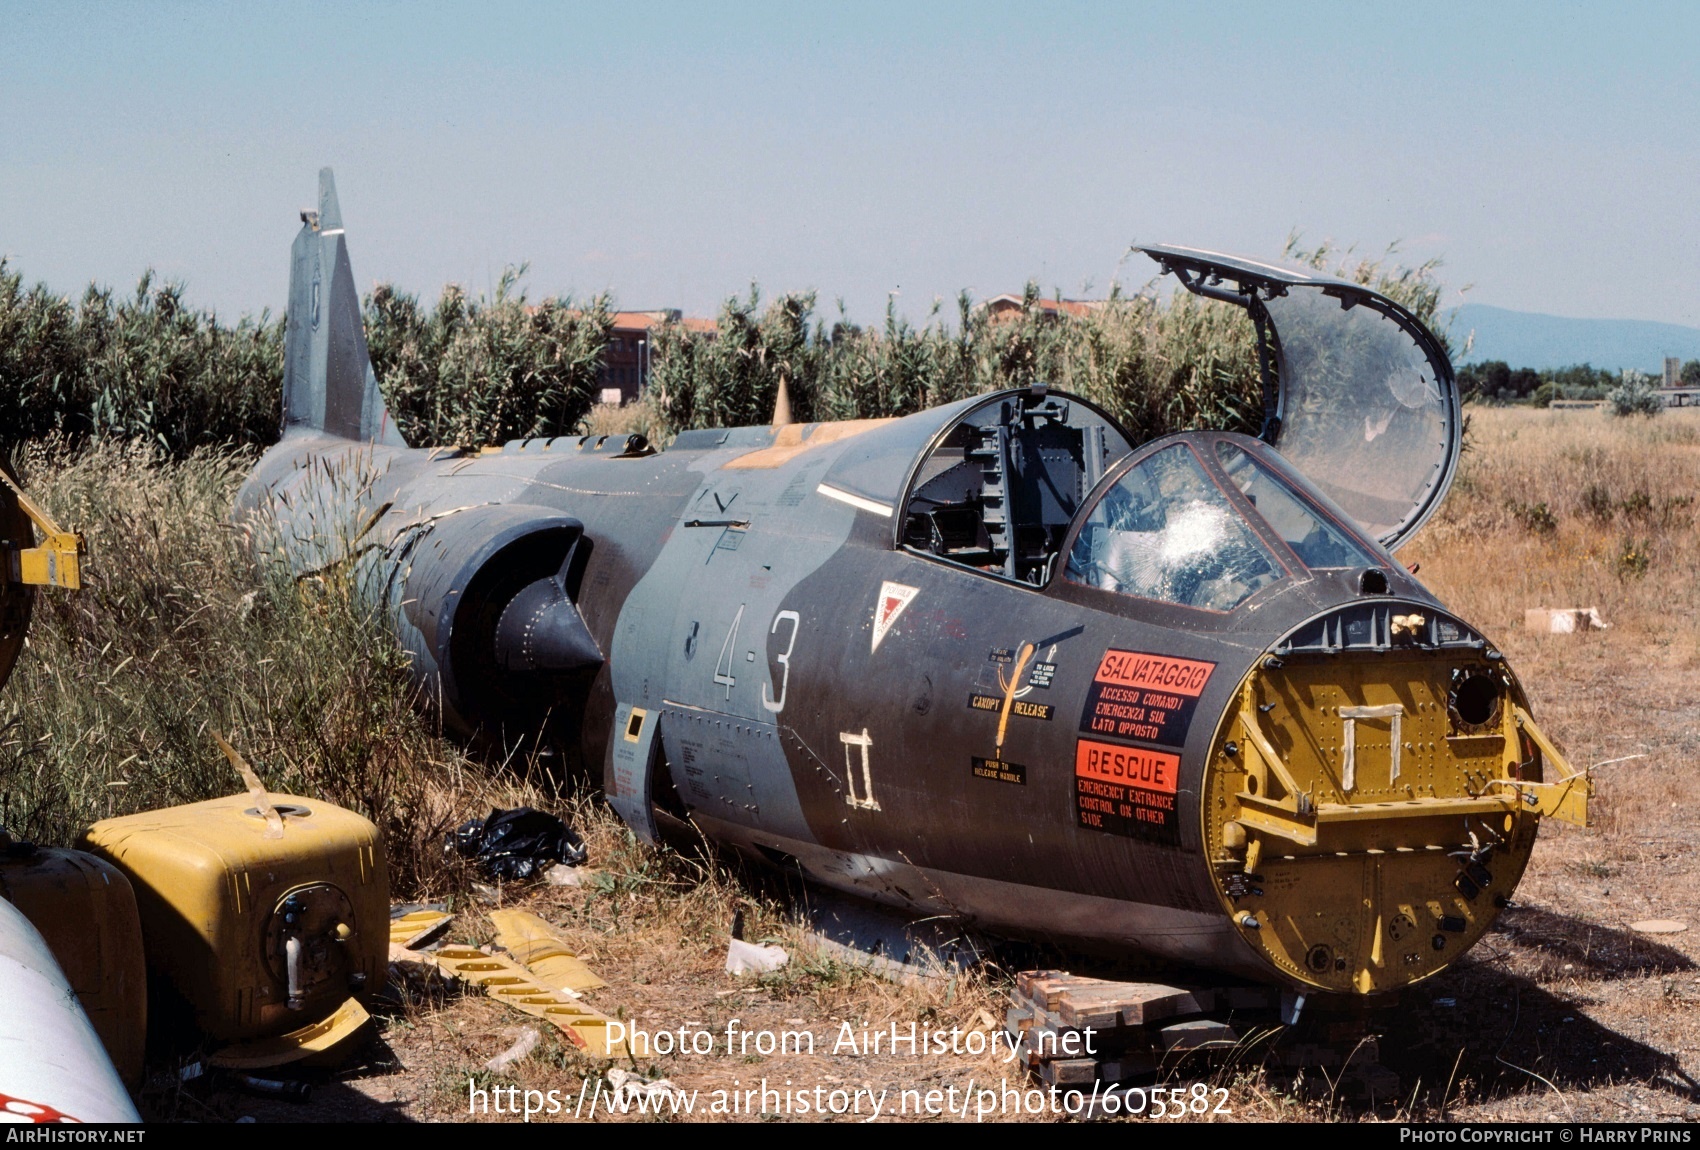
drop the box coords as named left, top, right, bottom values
left=78, top=793, right=388, bottom=1042
left=0, top=843, right=147, bottom=1086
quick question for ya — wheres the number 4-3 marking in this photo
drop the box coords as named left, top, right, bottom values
left=713, top=603, right=745, bottom=699
left=762, top=610, right=800, bottom=713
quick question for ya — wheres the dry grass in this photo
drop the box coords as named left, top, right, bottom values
left=1412, top=406, right=1700, bottom=649
left=1391, top=405, right=1700, bottom=1121
left=577, top=398, right=660, bottom=444
left=0, top=437, right=547, bottom=895
left=1406, top=406, right=1700, bottom=842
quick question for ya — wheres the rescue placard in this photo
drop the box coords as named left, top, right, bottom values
left=1079, top=649, right=1215, bottom=748
left=1076, top=739, right=1180, bottom=792
left=1074, top=738, right=1181, bottom=842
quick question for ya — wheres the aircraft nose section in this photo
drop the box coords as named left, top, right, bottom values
left=1196, top=603, right=1558, bottom=993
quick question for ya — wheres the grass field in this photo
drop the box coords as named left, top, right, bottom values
left=1391, top=406, right=1700, bottom=1122
left=8, top=404, right=1699, bottom=1122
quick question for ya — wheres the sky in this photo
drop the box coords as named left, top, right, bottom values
left=3, top=2, right=1697, bottom=334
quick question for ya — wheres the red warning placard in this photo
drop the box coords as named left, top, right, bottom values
left=1074, top=738, right=1181, bottom=843
left=1092, top=650, right=1215, bottom=696
left=1075, top=739, right=1181, bottom=793
left=1080, top=649, right=1216, bottom=748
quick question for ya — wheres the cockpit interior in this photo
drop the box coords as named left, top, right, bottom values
left=897, top=388, right=1131, bottom=585
left=888, top=388, right=1395, bottom=613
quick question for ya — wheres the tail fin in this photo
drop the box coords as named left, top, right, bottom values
left=281, top=168, right=407, bottom=445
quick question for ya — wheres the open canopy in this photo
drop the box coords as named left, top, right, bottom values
left=1139, top=245, right=1461, bottom=550
left=823, top=387, right=1136, bottom=584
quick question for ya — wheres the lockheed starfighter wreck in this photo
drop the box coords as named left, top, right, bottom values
left=238, top=171, right=1590, bottom=997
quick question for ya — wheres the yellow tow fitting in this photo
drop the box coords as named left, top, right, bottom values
left=1505, top=706, right=1591, bottom=828
left=0, top=467, right=83, bottom=589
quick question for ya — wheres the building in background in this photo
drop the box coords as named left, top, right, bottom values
left=981, top=295, right=1106, bottom=326
left=597, top=311, right=717, bottom=404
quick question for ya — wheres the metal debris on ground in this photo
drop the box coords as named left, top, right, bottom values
left=449, top=807, right=588, bottom=880
left=209, top=998, right=373, bottom=1070
left=389, top=905, right=454, bottom=949
left=604, top=1068, right=682, bottom=1106
left=388, top=943, right=442, bottom=990
left=726, top=938, right=789, bottom=975
left=801, top=894, right=987, bottom=983
left=487, top=909, right=606, bottom=993
left=1524, top=607, right=1609, bottom=633
left=228, top=1073, right=312, bottom=1102
left=545, top=864, right=592, bottom=887
left=388, top=906, right=458, bottom=992
left=422, top=945, right=626, bottom=1057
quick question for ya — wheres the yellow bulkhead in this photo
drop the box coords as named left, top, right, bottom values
left=1201, top=646, right=1586, bottom=995
left=78, top=793, right=388, bottom=1042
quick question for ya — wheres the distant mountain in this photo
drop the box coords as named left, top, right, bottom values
left=1449, top=303, right=1700, bottom=372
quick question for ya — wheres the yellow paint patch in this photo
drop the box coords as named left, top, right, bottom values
left=722, top=419, right=893, bottom=469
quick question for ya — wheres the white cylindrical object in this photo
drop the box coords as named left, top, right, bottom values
left=285, top=935, right=304, bottom=1010
left=0, top=896, right=139, bottom=1123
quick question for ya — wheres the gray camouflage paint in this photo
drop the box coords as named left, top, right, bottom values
left=238, top=171, right=1485, bottom=984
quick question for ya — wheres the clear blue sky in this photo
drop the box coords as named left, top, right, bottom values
left=3, top=2, right=1696, bottom=332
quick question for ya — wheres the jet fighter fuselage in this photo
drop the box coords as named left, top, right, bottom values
left=239, top=172, right=1589, bottom=996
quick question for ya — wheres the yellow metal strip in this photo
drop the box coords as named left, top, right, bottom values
left=1512, top=707, right=1591, bottom=828
left=1314, top=795, right=1518, bottom=823
left=487, top=908, right=607, bottom=993
left=0, top=468, right=83, bottom=590
left=1232, top=682, right=1326, bottom=845
left=14, top=533, right=82, bottom=589
left=428, top=945, right=626, bottom=1057
left=1238, top=708, right=1306, bottom=802
left=1234, top=794, right=1318, bottom=847
left=210, top=998, right=371, bottom=1069
left=389, top=908, right=455, bottom=949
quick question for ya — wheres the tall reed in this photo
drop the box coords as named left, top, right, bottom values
left=0, top=240, right=1453, bottom=455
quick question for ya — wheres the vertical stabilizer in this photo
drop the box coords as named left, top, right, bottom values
left=281, top=169, right=407, bottom=445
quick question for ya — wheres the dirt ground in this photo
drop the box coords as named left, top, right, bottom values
left=137, top=406, right=1700, bottom=1124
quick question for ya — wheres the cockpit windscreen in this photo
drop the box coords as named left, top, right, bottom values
left=1214, top=442, right=1382, bottom=570
left=1064, top=444, right=1282, bottom=611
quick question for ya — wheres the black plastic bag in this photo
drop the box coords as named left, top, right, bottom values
left=449, top=806, right=588, bottom=880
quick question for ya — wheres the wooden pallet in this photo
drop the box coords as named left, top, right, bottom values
left=1006, top=970, right=1381, bottom=1088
